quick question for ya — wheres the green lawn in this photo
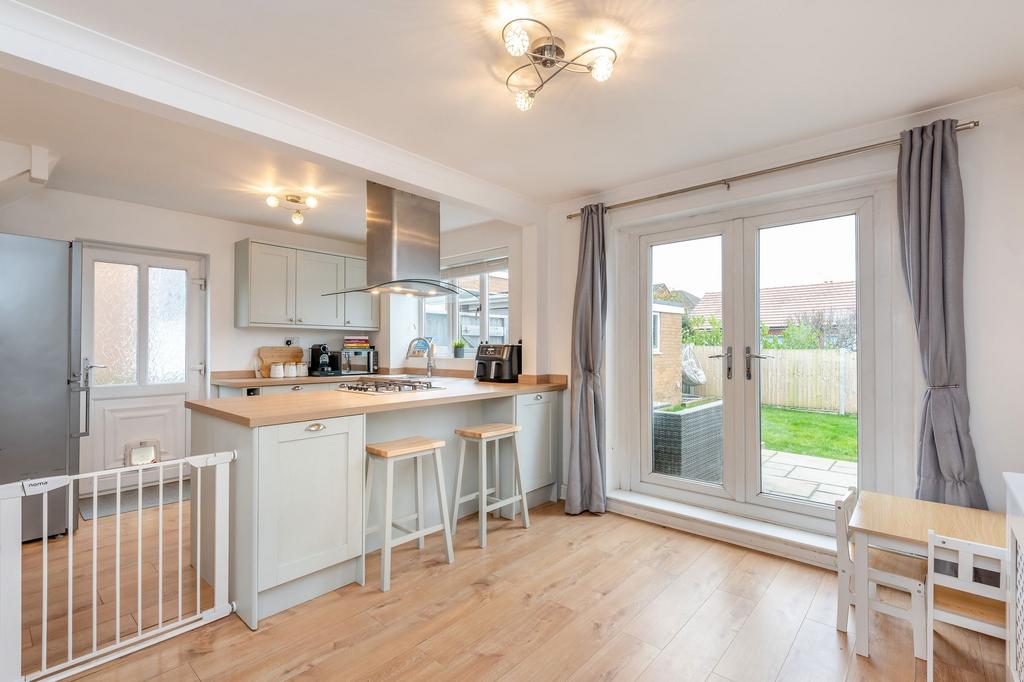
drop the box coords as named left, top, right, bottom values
left=760, top=406, right=858, bottom=462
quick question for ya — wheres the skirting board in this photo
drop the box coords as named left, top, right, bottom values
left=561, top=485, right=837, bottom=570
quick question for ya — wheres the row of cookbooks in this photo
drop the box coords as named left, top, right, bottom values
left=343, top=335, right=371, bottom=349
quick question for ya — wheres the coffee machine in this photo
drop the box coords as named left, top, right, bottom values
left=309, top=344, right=343, bottom=376
left=474, top=341, right=523, bottom=383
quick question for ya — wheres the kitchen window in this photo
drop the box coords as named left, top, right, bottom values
left=419, top=255, right=510, bottom=357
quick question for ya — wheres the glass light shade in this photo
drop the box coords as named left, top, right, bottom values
left=514, top=90, right=534, bottom=111
left=265, top=195, right=280, bottom=208
left=591, top=54, right=614, bottom=82
left=504, top=24, right=530, bottom=57
left=291, top=210, right=304, bottom=225
left=304, top=195, right=318, bottom=209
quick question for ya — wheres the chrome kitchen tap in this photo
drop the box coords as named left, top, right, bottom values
left=406, top=337, right=436, bottom=378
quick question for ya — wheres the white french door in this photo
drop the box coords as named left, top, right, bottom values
left=639, top=197, right=872, bottom=521
left=80, top=245, right=206, bottom=491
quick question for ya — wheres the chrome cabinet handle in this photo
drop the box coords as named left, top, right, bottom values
left=535, top=394, right=543, bottom=400
left=708, top=346, right=733, bottom=380
left=305, top=422, right=326, bottom=432
left=744, top=346, right=774, bottom=380
left=292, top=385, right=303, bottom=391
left=297, top=318, right=303, bottom=323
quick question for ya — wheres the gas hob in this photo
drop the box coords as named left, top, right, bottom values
left=336, top=379, right=444, bottom=395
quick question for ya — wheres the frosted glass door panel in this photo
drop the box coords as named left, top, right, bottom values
left=148, top=267, right=188, bottom=384
left=93, top=262, right=139, bottom=386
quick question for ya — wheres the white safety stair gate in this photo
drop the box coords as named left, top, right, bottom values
left=0, top=451, right=235, bottom=681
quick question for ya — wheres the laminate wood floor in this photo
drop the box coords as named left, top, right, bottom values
left=25, top=501, right=1003, bottom=681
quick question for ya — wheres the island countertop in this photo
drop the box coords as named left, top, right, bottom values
left=186, top=377, right=568, bottom=427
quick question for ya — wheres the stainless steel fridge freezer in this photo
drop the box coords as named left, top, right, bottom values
left=0, top=232, right=83, bottom=541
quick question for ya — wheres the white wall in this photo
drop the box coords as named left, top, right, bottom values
left=541, top=88, right=1024, bottom=510
left=0, top=188, right=366, bottom=373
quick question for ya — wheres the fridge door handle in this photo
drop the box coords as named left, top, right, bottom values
left=71, top=362, right=105, bottom=438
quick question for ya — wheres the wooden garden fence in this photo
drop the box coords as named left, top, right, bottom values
left=688, top=345, right=858, bottom=414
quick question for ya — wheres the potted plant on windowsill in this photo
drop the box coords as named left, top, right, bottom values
left=453, top=339, right=466, bottom=358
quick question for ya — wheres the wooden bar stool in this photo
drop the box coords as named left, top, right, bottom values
left=364, top=436, right=454, bottom=591
left=451, top=423, right=529, bottom=548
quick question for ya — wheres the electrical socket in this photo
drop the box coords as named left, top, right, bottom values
left=284, top=337, right=301, bottom=347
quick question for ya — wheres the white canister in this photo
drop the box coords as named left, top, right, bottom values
left=270, top=363, right=285, bottom=379
left=285, top=363, right=298, bottom=378
left=297, top=363, right=309, bottom=377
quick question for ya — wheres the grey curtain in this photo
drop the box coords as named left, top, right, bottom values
left=897, top=119, right=987, bottom=509
left=566, top=203, right=607, bottom=514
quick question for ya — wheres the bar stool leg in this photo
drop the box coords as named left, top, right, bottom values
left=478, top=438, right=487, bottom=549
left=415, top=456, right=425, bottom=551
left=511, top=433, right=530, bottom=529
left=431, top=447, right=455, bottom=564
left=381, top=459, right=395, bottom=592
left=360, top=456, right=375, bottom=586
left=492, top=439, right=501, bottom=520
left=451, top=438, right=466, bottom=535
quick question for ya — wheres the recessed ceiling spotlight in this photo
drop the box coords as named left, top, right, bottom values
left=263, top=191, right=319, bottom=225
left=501, top=17, right=617, bottom=111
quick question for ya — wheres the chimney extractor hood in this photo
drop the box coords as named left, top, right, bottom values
left=323, top=181, right=475, bottom=299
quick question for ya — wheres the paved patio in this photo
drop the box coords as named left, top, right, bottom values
left=761, top=450, right=857, bottom=505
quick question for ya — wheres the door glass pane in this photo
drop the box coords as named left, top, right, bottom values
left=148, top=267, right=188, bottom=384
left=423, top=293, right=451, bottom=356
left=651, top=236, right=725, bottom=485
left=93, top=262, right=138, bottom=386
left=757, top=216, right=858, bottom=505
left=455, top=274, right=481, bottom=349
left=486, top=269, right=509, bottom=344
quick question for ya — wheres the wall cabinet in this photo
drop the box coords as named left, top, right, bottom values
left=515, top=391, right=558, bottom=492
left=235, top=239, right=378, bottom=330
left=256, top=416, right=364, bottom=591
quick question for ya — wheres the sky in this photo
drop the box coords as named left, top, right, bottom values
left=651, top=215, right=857, bottom=297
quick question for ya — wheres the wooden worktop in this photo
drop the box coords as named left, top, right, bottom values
left=187, top=377, right=567, bottom=428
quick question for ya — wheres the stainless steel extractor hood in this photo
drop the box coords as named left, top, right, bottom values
left=324, top=181, right=469, bottom=298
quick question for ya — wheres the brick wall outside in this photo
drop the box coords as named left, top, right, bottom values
left=653, top=312, right=683, bottom=405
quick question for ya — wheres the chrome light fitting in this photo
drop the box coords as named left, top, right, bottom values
left=264, top=192, right=318, bottom=225
left=502, top=18, right=617, bottom=111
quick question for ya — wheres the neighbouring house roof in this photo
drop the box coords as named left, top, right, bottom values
left=652, top=284, right=700, bottom=312
left=689, top=281, right=856, bottom=328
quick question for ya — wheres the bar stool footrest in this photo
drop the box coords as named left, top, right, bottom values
left=391, top=525, right=446, bottom=548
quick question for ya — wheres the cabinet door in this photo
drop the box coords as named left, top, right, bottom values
left=249, top=243, right=296, bottom=324
left=257, top=416, right=363, bottom=590
left=515, top=392, right=557, bottom=492
left=296, top=250, right=343, bottom=327
left=260, top=383, right=332, bottom=395
left=342, top=258, right=377, bottom=328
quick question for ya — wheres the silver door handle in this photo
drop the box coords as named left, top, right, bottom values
left=292, top=385, right=303, bottom=391
left=744, top=346, right=773, bottom=380
left=71, top=362, right=105, bottom=438
left=708, top=346, right=733, bottom=380
left=305, top=422, right=326, bottom=432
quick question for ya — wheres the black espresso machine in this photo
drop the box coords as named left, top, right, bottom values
left=474, top=341, right=522, bottom=383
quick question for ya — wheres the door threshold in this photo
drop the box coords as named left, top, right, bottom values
left=606, top=489, right=837, bottom=569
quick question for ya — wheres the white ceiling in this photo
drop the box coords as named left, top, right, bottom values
left=15, top=0, right=1024, bottom=203
left=0, top=68, right=497, bottom=241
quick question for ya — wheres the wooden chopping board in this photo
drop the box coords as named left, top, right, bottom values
left=257, top=346, right=304, bottom=377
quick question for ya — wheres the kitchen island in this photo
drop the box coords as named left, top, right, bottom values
left=186, top=377, right=566, bottom=629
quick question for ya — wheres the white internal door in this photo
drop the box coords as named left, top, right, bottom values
left=81, top=245, right=206, bottom=491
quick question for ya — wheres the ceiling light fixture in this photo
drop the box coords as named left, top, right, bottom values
left=263, top=191, right=318, bottom=225
left=501, top=18, right=617, bottom=111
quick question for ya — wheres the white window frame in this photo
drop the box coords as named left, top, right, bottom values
left=615, top=181, right=907, bottom=533
left=418, top=254, right=510, bottom=356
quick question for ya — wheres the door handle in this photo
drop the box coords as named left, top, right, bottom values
left=305, top=422, right=327, bottom=432
left=744, top=346, right=773, bottom=380
left=708, top=346, right=733, bottom=380
left=71, top=361, right=105, bottom=438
